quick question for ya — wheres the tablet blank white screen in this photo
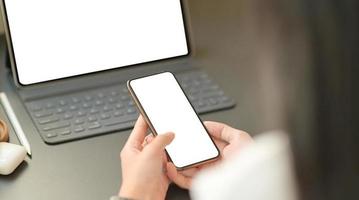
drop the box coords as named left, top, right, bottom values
left=129, top=72, right=219, bottom=168
left=4, top=0, right=188, bottom=85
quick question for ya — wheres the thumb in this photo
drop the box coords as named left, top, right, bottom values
left=148, top=132, right=175, bottom=153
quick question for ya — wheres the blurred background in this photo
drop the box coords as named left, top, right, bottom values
left=0, top=0, right=357, bottom=199
left=0, top=15, right=4, bottom=34
left=0, top=17, right=3, bottom=34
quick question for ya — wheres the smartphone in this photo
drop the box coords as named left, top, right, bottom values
left=127, top=72, right=219, bottom=170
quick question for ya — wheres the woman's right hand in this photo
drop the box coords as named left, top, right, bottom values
left=166, top=121, right=253, bottom=189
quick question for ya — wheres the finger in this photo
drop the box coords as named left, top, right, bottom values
left=141, top=134, right=155, bottom=148
left=126, top=115, right=148, bottom=149
left=212, top=138, right=227, bottom=152
left=147, top=132, right=175, bottom=153
left=204, top=121, right=226, bottom=140
left=197, top=158, right=222, bottom=170
left=162, top=151, right=169, bottom=171
left=180, top=167, right=199, bottom=177
left=146, top=134, right=155, bottom=143
left=204, top=121, right=242, bottom=143
left=166, top=162, right=192, bottom=189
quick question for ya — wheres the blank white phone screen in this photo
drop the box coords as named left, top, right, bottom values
left=129, top=72, right=219, bottom=168
left=4, top=0, right=188, bottom=85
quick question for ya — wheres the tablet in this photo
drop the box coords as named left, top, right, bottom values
left=1, top=0, right=190, bottom=86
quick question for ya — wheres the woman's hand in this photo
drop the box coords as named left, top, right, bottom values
left=119, top=115, right=174, bottom=200
left=166, top=121, right=253, bottom=189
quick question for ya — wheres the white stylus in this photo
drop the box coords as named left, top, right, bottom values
left=0, top=92, right=31, bottom=156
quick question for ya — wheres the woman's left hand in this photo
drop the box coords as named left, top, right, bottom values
left=166, top=121, right=253, bottom=189
left=119, top=115, right=174, bottom=200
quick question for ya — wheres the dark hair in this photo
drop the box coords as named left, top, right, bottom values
left=289, top=1, right=359, bottom=200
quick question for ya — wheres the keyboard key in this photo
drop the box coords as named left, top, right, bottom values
left=120, top=95, right=129, bottom=101
left=29, top=104, right=42, bottom=112
left=202, top=91, right=224, bottom=98
left=193, top=100, right=205, bottom=108
left=90, top=108, right=99, bottom=114
left=218, top=96, right=230, bottom=103
left=103, top=105, right=113, bottom=112
left=88, top=122, right=102, bottom=130
left=59, top=100, right=67, bottom=106
left=63, top=113, right=73, bottom=119
left=201, top=79, right=212, bottom=85
left=108, top=97, right=116, bottom=103
left=69, top=105, right=78, bottom=111
left=75, top=118, right=85, bottom=124
left=193, top=80, right=201, bottom=86
left=210, top=85, right=220, bottom=90
left=38, top=116, right=60, bottom=125
left=113, top=110, right=124, bottom=117
left=187, top=95, right=197, bottom=101
left=88, top=116, right=97, bottom=122
left=46, top=103, right=55, bottom=108
left=208, top=98, right=218, bottom=105
left=74, top=126, right=85, bottom=133
left=56, top=108, right=65, bottom=114
left=72, top=97, right=80, bottom=103
left=110, top=91, right=119, bottom=96
left=84, top=95, right=93, bottom=101
left=188, top=88, right=200, bottom=95
left=45, top=132, right=57, bottom=138
left=104, top=115, right=138, bottom=127
left=34, top=110, right=53, bottom=118
left=100, top=113, right=111, bottom=120
left=59, top=130, right=71, bottom=135
left=82, top=103, right=91, bottom=108
left=95, top=100, right=104, bottom=106
left=97, top=93, right=105, bottom=98
left=121, top=87, right=128, bottom=93
left=181, top=83, right=189, bottom=88
left=126, top=108, right=137, bottom=114
left=76, top=111, right=86, bottom=117
left=42, top=122, right=70, bottom=131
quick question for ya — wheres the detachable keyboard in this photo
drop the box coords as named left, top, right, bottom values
left=24, top=70, right=235, bottom=144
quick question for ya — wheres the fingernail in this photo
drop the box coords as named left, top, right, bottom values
left=164, top=132, right=175, bottom=137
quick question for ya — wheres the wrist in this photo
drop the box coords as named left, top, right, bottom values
left=110, top=196, right=135, bottom=200
left=120, top=183, right=159, bottom=200
left=119, top=185, right=142, bottom=200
